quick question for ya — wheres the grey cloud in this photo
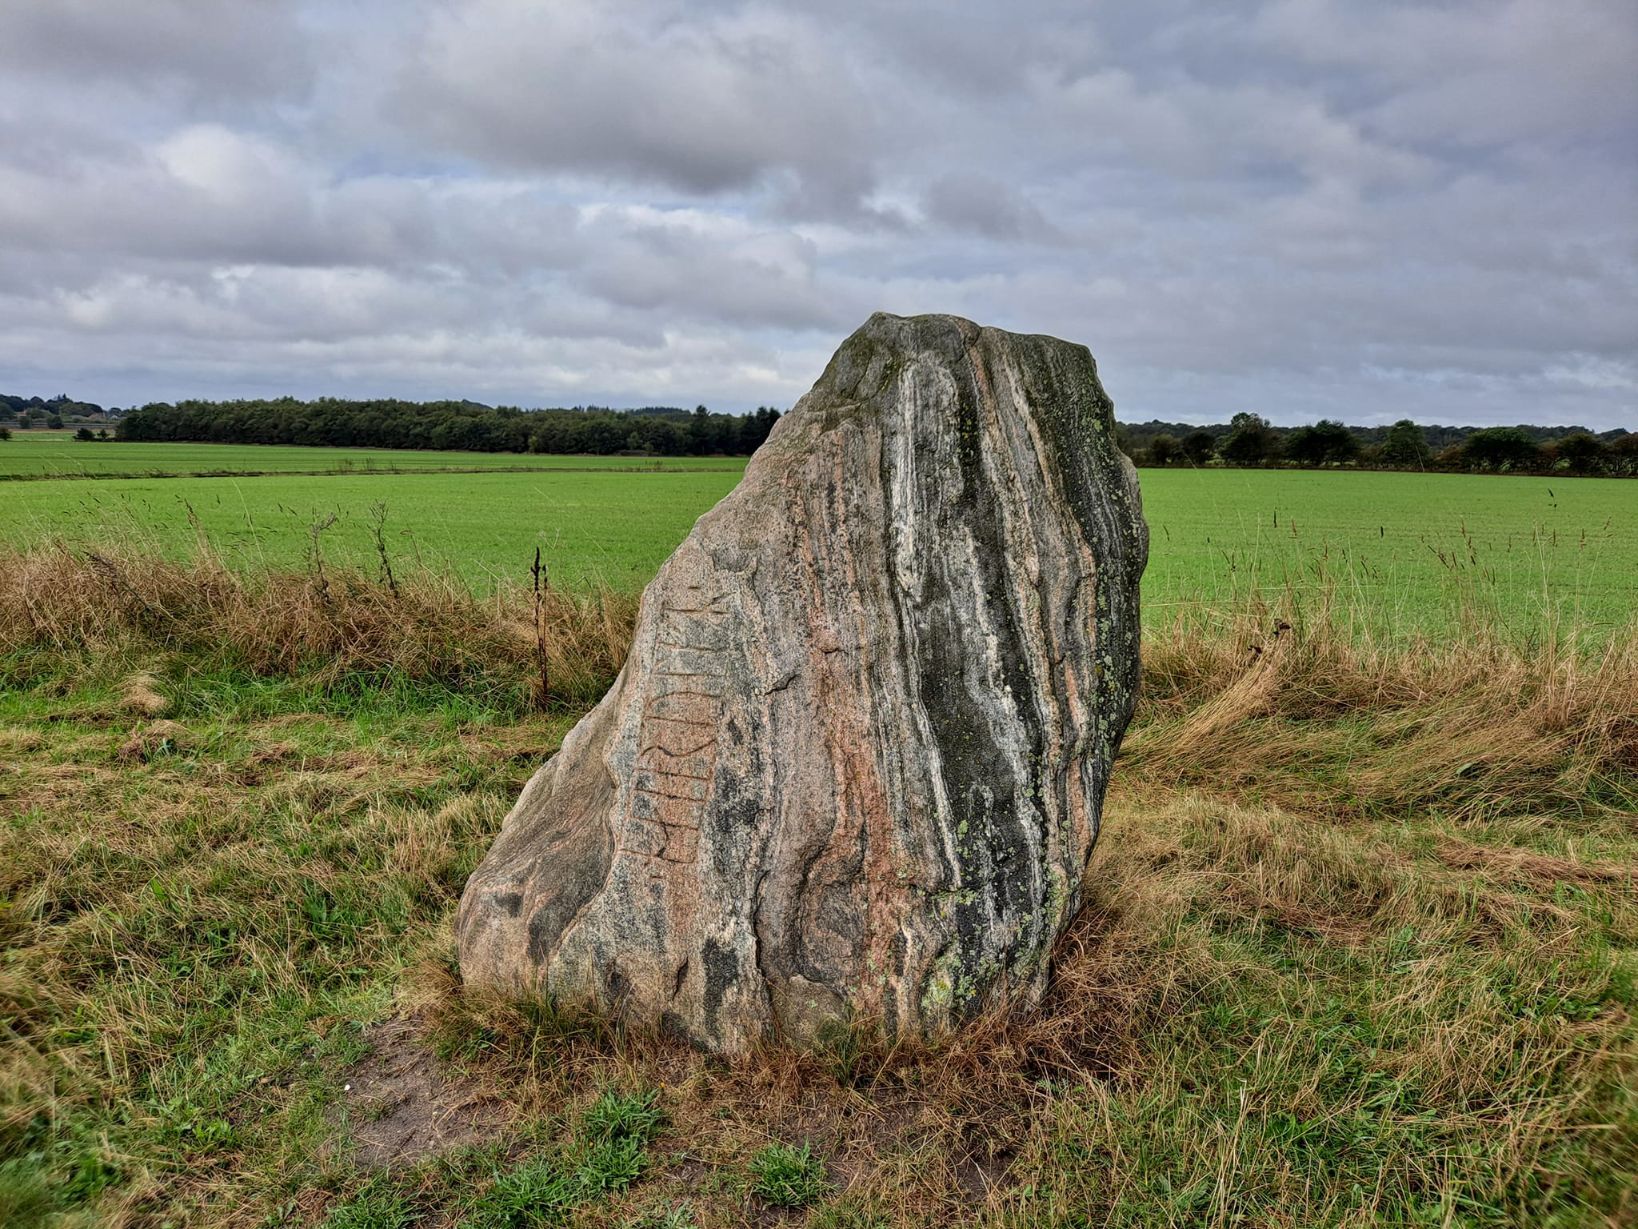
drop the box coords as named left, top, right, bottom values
left=0, top=0, right=1632, bottom=428
left=0, top=1, right=311, bottom=100
left=576, top=214, right=859, bottom=332
left=1251, top=0, right=1638, bottom=149
left=922, top=174, right=1063, bottom=242
left=396, top=0, right=883, bottom=200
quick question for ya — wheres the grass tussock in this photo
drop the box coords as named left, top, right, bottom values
left=0, top=543, right=636, bottom=709
left=1135, top=593, right=1638, bottom=820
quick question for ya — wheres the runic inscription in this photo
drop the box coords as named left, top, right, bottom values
left=626, top=587, right=730, bottom=868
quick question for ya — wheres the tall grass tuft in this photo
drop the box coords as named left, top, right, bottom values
left=1134, top=588, right=1638, bottom=820
left=0, top=543, right=636, bottom=710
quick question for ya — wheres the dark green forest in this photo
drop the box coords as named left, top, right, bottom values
left=110, top=399, right=782, bottom=456
left=1118, top=414, right=1636, bottom=476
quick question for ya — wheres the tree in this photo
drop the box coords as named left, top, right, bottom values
left=1551, top=432, right=1606, bottom=476
left=738, top=407, right=780, bottom=453
left=1609, top=434, right=1638, bottom=477
left=0, top=426, right=10, bottom=441
left=1285, top=419, right=1359, bottom=467
left=74, top=426, right=96, bottom=441
left=1181, top=430, right=1216, bottom=465
left=1461, top=427, right=1541, bottom=473
left=1380, top=419, right=1430, bottom=469
left=1148, top=434, right=1180, bottom=466
left=47, top=413, right=63, bottom=429
left=1219, top=412, right=1279, bottom=467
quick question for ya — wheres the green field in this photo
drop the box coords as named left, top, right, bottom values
left=2, top=435, right=1632, bottom=636
left=0, top=430, right=744, bottom=478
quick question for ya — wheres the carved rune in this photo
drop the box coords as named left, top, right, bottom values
left=627, top=586, right=730, bottom=868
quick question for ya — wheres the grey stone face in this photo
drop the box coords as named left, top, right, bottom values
left=458, top=312, right=1148, bottom=1053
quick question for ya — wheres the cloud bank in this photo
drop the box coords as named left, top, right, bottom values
left=1, top=0, right=1633, bottom=426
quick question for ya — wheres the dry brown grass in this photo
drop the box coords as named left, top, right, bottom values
left=1133, top=595, right=1638, bottom=820
left=0, top=543, right=636, bottom=707
left=9, top=544, right=1632, bottom=820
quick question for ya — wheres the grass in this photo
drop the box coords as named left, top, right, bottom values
left=1138, top=468, right=1635, bottom=641
left=1, top=546, right=1633, bottom=1226
left=1, top=467, right=744, bottom=593
left=3, top=447, right=1631, bottom=636
left=316, top=1090, right=666, bottom=1229
left=0, top=431, right=748, bottom=478
left=749, top=1141, right=829, bottom=1209
left=0, top=542, right=635, bottom=711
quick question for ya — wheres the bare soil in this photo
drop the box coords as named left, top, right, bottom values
left=340, top=1015, right=512, bottom=1169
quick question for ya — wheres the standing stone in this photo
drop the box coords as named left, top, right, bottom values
left=458, top=312, right=1147, bottom=1053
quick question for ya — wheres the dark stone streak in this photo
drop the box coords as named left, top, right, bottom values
left=700, top=936, right=738, bottom=1040
left=903, top=342, right=1048, bottom=1011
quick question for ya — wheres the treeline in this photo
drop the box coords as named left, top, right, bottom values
left=25, top=389, right=1635, bottom=476
left=115, top=398, right=781, bottom=456
left=3, top=393, right=114, bottom=428
left=1122, top=415, right=1637, bottom=477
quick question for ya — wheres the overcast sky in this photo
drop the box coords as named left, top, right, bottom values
left=2, top=0, right=1634, bottom=427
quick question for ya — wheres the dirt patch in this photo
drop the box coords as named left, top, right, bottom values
left=340, top=1014, right=513, bottom=1168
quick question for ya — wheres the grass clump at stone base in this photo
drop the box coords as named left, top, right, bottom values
left=748, top=1140, right=829, bottom=1209
left=1, top=546, right=1634, bottom=1227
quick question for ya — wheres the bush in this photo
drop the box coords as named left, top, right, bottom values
left=1181, top=429, right=1216, bottom=465
left=1147, top=434, right=1180, bottom=466
left=1284, top=419, right=1359, bottom=466
left=1552, top=431, right=1608, bottom=475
